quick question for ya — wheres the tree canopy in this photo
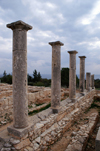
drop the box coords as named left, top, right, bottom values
left=0, top=68, right=80, bottom=88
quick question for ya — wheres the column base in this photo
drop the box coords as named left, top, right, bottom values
left=80, top=92, right=85, bottom=96
left=7, top=124, right=34, bottom=138
left=71, top=98, right=76, bottom=103
left=69, top=98, right=76, bottom=103
left=51, top=106, right=61, bottom=114
left=86, top=88, right=91, bottom=92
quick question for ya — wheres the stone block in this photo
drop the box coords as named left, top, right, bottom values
left=57, top=111, right=67, bottom=122
left=39, top=91, right=45, bottom=98
left=96, top=127, right=100, bottom=151
left=28, top=115, right=40, bottom=125
left=63, top=122, right=72, bottom=134
left=26, top=146, right=33, bottom=151
left=7, top=123, right=34, bottom=138
left=14, top=138, right=31, bottom=150
left=37, top=108, right=52, bottom=120
left=0, top=129, right=11, bottom=142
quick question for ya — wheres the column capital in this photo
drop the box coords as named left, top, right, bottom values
left=68, top=50, right=78, bottom=54
left=49, top=41, right=64, bottom=46
left=6, top=20, right=32, bottom=31
left=79, top=56, right=86, bottom=58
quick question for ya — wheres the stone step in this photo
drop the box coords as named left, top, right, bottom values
left=29, top=108, right=81, bottom=150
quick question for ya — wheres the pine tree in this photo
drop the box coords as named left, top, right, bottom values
left=3, top=70, right=7, bottom=77
left=33, top=69, right=38, bottom=82
left=37, top=72, right=41, bottom=81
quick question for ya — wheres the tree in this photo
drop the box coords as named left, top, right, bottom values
left=1, top=71, right=12, bottom=84
left=33, top=69, right=38, bottom=82
left=76, top=75, right=79, bottom=88
left=61, top=68, right=69, bottom=87
left=28, top=74, right=33, bottom=82
left=61, top=67, right=79, bottom=88
left=37, top=72, right=41, bottom=81
left=27, top=74, right=33, bottom=85
left=6, top=74, right=12, bottom=84
left=2, top=70, right=7, bottom=83
left=3, top=70, right=7, bottom=77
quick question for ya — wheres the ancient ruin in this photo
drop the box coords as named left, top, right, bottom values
left=0, top=20, right=100, bottom=151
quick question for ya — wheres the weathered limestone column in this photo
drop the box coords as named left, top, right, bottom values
left=79, top=56, right=86, bottom=93
left=49, top=41, right=64, bottom=113
left=68, top=50, right=78, bottom=102
left=91, top=74, right=94, bottom=89
left=86, top=72, right=91, bottom=91
left=7, top=20, right=32, bottom=128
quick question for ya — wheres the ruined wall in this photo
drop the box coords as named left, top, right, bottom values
left=0, top=89, right=96, bottom=151
left=0, top=84, right=68, bottom=125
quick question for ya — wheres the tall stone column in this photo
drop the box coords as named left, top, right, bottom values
left=68, top=51, right=78, bottom=102
left=86, top=72, right=91, bottom=91
left=49, top=41, right=64, bottom=113
left=91, top=74, right=94, bottom=89
left=79, top=56, right=86, bottom=93
left=7, top=20, right=32, bottom=128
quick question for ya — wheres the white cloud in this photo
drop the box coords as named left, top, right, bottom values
left=80, top=0, right=100, bottom=25
left=64, top=0, right=74, bottom=3
left=0, top=0, right=100, bottom=75
left=22, top=0, right=65, bottom=26
left=0, top=36, right=12, bottom=52
left=77, top=37, right=100, bottom=50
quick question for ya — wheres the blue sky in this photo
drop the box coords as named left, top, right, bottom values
left=0, top=0, right=100, bottom=75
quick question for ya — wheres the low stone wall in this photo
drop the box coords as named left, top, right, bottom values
left=0, top=84, right=68, bottom=125
left=0, top=89, right=96, bottom=151
left=65, top=112, right=99, bottom=151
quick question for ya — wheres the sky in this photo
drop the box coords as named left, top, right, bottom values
left=0, top=0, right=100, bottom=76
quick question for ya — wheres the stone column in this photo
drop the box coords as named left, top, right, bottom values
left=79, top=56, right=86, bottom=93
left=49, top=41, right=64, bottom=113
left=86, top=72, right=91, bottom=91
left=68, top=50, right=78, bottom=102
left=7, top=20, right=32, bottom=128
left=91, top=74, right=94, bottom=89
